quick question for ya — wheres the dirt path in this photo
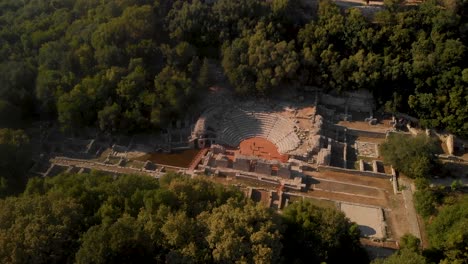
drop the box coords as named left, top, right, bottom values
left=338, top=120, right=392, bottom=133
left=399, top=178, right=422, bottom=240
left=305, top=170, right=393, bottom=190
left=310, top=176, right=387, bottom=199
left=304, top=189, right=388, bottom=207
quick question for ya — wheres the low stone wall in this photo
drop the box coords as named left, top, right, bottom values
left=346, top=128, right=387, bottom=139
left=322, top=122, right=387, bottom=139
left=321, top=94, right=346, bottom=108
left=52, top=156, right=180, bottom=177
left=318, top=165, right=391, bottom=179
left=319, top=91, right=374, bottom=112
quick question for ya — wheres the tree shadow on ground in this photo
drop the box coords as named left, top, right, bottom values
left=358, top=225, right=377, bottom=236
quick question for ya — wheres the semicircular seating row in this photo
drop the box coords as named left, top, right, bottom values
left=215, top=109, right=300, bottom=154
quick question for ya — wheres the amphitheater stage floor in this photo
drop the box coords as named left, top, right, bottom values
left=231, top=137, right=289, bottom=163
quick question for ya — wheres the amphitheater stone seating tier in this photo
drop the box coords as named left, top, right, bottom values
left=207, top=107, right=300, bottom=154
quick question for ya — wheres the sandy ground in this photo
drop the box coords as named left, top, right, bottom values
left=338, top=120, right=393, bottom=133
left=354, top=136, right=386, bottom=144
left=125, top=150, right=146, bottom=159
left=341, top=203, right=385, bottom=238
left=312, top=178, right=383, bottom=198
left=306, top=170, right=392, bottom=189
left=398, top=178, right=422, bottom=240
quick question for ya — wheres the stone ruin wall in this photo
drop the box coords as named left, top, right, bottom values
left=319, top=90, right=375, bottom=113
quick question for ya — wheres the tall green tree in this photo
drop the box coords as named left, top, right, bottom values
left=201, top=199, right=283, bottom=264
left=167, top=0, right=214, bottom=47
left=0, top=196, right=84, bottom=264
left=75, top=215, right=157, bottom=264
left=281, top=200, right=368, bottom=264
left=371, top=248, right=427, bottom=264
left=427, top=195, right=468, bottom=263
left=212, top=0, right=268, bottom=42
left=0, top=129, right=30, bottom=197
left=379, top=134, right=438, bottom=178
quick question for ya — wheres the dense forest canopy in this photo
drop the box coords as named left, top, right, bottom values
left=0, top=172, right=368, bottom=263
left=0, top=172, right=466, bottom=264
left=0, top=0, right=466, bottom=136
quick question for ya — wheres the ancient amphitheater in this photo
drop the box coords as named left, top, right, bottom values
left=190, top=101, right=322, bottom=159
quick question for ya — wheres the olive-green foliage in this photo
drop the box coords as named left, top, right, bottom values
left=272, top=0, right=316, bottom=27
left=281, top=200, right=368, bottom=264
left=0, top=172, right=369, bottom=263
left=0, top=129, right=31, bottom=197
left=406, top=178, right=467, bottom=264
left=98, top=102, right=121, bottom=132
left=427, top=195, right=468, bottom=263
left=222, top=38, right=256, bottom=94
left=153, top=66, right=193, bottom=124
left=413, top=178, right=438, bottom=218
left=0, top=195, right=84, bottom=264
left=17, top=172, right=251, bottom=263
left=379, top=134, right=438, bottom=179
left=1, top=0, right=467, bottom=135
left=0, top=0, right=196, bottom=133
left=371, top=248, right=427, bottom=264
left=212, top=0, right=269, bottom=43
left=296, top=0, right=467, bottom=136
left=414, top=188, right=438, bottom=218
left=75, top=215, right=156, bottom=264
left=167, top=0, right=214, bottom=47
left=222, top=22, right=300, bottom=95
left=200, top=200, right=283, bottom=263
left=371, top=234, right=426, bottom=263
left=400, top=234, right=422, bottom=253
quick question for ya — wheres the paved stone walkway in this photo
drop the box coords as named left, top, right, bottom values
left=400, top=178, right=422, bottom=240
